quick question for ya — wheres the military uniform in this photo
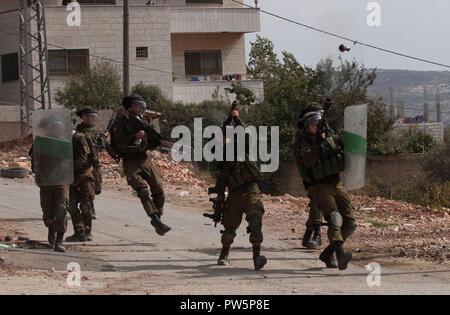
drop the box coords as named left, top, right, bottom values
left=298, top=120, right=357, bottom=270
left=30, top=122, right=71, bottom=253
left=212, top=112, right=267, bottom=270
left=110, top=95, right=170, bottom=236
left=66, top=126, right=98, bottom=242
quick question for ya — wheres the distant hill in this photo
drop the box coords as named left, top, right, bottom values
left=368, top=69, right=450, bottom=125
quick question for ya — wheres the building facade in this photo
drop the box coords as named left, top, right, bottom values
left=0, top=0, right=262, bottom=117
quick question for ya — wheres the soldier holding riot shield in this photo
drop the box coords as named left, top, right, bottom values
left=296, top=100, right=357, bottom=270
left=30, top=109, right=75, bottom=253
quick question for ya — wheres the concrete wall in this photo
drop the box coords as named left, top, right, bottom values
left=44, top=5, right=173, bottom=103
left=280, top=154, right=426, bottom=197
left=171, top=33, right=246, bottom=80
left=0, top=0, right=21, bottom=106
left=393, top=122, right=444, bottom=143
left=173, top=79, right=263, bottom=103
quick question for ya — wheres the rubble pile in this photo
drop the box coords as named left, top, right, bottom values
left=0, top=136, right=33, bottom=171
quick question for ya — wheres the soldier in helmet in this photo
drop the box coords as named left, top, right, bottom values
left=294, top=128, right=323, bottom=251
left=30, top=113, right=72, bottom=252
left=296, top=104, right=357, bottom=270
left=73, top=107, right=113, bottom=220
left=212, top=107, right=267, bottom=270
left=109, top=95, right=171, bottom=236
left=66, top=108, right=100, bottom=242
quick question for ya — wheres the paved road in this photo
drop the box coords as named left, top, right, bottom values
left=0, top=177, right=449, bottom=294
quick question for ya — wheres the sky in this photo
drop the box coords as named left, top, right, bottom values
left=243, top=0, right=450, bottom=71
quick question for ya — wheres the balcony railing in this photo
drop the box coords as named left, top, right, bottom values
left=170, top=7, right=260, bottom=33
left=173, top=79, right=264, bottom=104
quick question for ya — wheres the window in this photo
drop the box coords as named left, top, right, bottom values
left=185, top=51, right=222, bottom=75
left=1, top=53, right=19, bottom=82
left=186, top=0, right=223, bottom=3
left=48, top=49, right=89, bottom=75
left=136, top=47, right=148, bottom=58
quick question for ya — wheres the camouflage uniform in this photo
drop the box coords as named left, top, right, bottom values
left=30, top=145, right=69, bottom=253
left=67, top=126, right=98, bottom=241
left=110, top=95, right=170, bottom=236
left=298, top=130, right=357, bottom=270
left=212, top=113, right=267, bottom=270
left=111, top=114, right=165, bottom=217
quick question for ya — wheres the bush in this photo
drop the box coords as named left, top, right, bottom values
left=423, top=140, right=450, bottom=183
left=362, top=177, right=450, bottom=209
left=403, top=128, right=435, bottom=153
left=55, top=60, right=122, bottom=110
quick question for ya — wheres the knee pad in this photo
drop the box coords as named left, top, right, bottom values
left=80, top=200, right=92, bottom=215
left=247, top=214, right=263, bottom=242
left=137, top=188, right=150, bottom=202
left=152, top=193, right=165, bottom=210
left=327, top=211, right=343, bottom=230
left=221, top=229, right=237, bottom=245
left=342, top=219, right=357, bottom=240
left=55, top=204, right=67, bottom=221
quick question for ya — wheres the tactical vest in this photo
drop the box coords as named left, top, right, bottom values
left=225, top=161, right=261, bottom=192
left=298, top=137, right=345, bottom=183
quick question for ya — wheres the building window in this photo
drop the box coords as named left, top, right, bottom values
left=136, top=47, right=148, bottom=58
left=186, top=0, right=223, bottom=3
left=1, top=53, right=19, bottom=82
left=48, top=49, right=89, bottom=75
left=185, top=51, right=222, bottom=76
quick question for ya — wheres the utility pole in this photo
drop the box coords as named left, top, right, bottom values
left=19, top=0, right=52, bottom=136
left=123, top=0, right=130, bottom=97
left=389, top=87, right=395, bottom=119
left=423, top=87, right=429, bottom=122
left=436, top=86, right=441, bottom=123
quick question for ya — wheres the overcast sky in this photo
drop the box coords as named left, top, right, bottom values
left=244, top=0, right=450, bottom=71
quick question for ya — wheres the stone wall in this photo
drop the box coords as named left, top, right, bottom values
left=393, top=122, right=444, bottom=143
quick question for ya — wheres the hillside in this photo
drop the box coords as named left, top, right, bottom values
left=368, top=69, right=450, bottom=125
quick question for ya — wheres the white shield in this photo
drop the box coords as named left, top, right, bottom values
left=344, top=104, right=368, bottom=190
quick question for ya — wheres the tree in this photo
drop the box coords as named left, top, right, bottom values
left=55, top=60, right=122, bottom=110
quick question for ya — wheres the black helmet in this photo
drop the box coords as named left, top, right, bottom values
left=76, top=107, right=98, bottom=118
left=298, top=103, right=323, bottom=130
left=122, top=94, right=146, bottom=110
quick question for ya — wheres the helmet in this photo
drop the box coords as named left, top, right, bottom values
left=122, top=94, right=147, bottom=110
left=76, top=107, right=98, bottom=118
left=298, top=103, right=323, bottom=130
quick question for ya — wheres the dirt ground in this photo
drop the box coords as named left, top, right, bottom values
left=0, top=136, right=449, bottom=281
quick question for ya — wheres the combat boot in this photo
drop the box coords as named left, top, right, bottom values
left=301, top=228, right=313, bottom=248
left=217, top=246, right=230, bottom=266
left=302, top=226, right=321, bottom=249
left=333, top=242, right=352, bottom=270
left=54, top=233, right=66, bottom=253
left=252, top=244, right=267, bottom=270
left=85, top=232, right=93, bottom=241
left=48, top=228, right=56, bottom=247
left=311, top=225, right=322, bottom=246
left=150, top=214, right=171, bottom=236
left=65, top=231, right=87, bottom=242
left=319, top=245, right=338, bottom=268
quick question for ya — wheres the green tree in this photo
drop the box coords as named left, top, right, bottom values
left=55, top=60, right=122, bottom=110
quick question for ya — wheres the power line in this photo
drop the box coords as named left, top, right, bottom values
left=233, top=0, right=450, bottom=69
left=0, top=29, right=174, bottom=76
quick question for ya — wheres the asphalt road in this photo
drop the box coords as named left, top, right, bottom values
left=0, top=177, right=449, bottom=294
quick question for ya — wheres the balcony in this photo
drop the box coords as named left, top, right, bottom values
left=172, top=79, right=264, bottom=104
left=170, top=7, right=260, bottom=34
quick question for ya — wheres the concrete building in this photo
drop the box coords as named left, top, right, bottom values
left=0, top=0, right=263, bottom=141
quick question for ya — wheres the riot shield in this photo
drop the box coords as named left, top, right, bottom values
left=32, top=108, right=74, bottom=186
left=344, top=104, right=367, bottom=190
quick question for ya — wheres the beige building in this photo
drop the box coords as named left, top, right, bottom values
left=0, top=0, right=262, bottom=121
